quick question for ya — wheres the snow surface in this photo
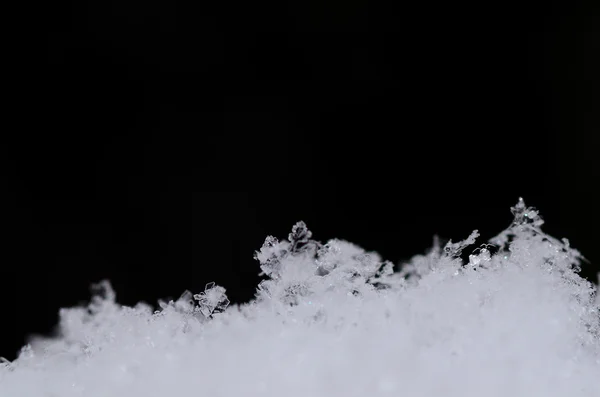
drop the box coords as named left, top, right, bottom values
left=1, top=199, right=599, bottom=396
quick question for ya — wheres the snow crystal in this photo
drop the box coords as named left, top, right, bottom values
left=1, top=200, right=599, bottom=397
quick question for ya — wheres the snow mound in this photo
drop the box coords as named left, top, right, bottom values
left=1, top=199, right=599, bottom=397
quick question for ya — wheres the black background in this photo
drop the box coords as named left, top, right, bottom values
left=2, top=1, right=598, bottom=360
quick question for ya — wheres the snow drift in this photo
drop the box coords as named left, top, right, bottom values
left=1, top=199, right=599, bottom=396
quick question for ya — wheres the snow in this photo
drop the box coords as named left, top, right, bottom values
left=1, top=199, right=599, bottom=396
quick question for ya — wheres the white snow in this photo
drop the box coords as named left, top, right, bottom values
left=1, top=199, right=599, bottom=397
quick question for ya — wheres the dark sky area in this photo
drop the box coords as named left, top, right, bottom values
left=2, top=1, right=598, bottom=360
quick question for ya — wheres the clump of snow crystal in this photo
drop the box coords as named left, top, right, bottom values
left=1, top=199, right=599, bottom=397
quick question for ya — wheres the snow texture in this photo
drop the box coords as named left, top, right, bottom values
left=1, top=199, right=599, bottom=396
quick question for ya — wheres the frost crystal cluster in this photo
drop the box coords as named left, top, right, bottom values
left=1, top=200, right=599, bottom=396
